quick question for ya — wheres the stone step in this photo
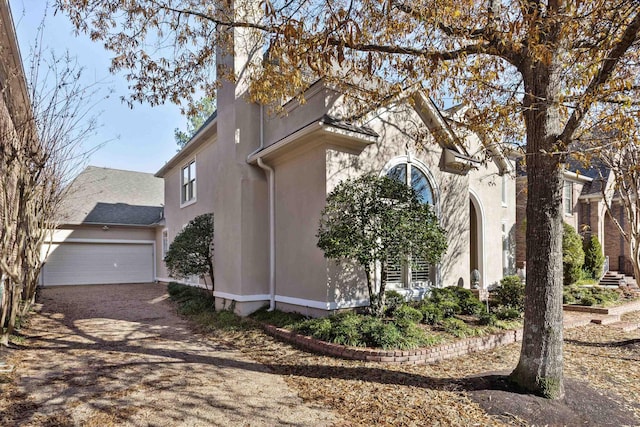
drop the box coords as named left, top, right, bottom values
left=608, top=322, right=639, bottom=332
left=591, top=315, right=621, bottom=325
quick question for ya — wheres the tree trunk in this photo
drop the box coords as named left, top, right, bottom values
left=510, top=61, right=566, bottom=399
left=375, top=261, right=388, bottom=317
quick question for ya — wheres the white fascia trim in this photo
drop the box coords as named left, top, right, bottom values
left=563, top=170, right=593, bottom=183
left=48, top=238, right=156, bottom=244
left=276, top=295, right=370, bottom=310
left=247, top=120, right=323, bottom=163
left=199, top=290, right=371, bottom=310
left=156, top=277, right=209, bottom=288
left=213, top=291, right=271, bottom=302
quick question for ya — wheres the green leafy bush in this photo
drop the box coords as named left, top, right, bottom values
left=441, top=317, right=474, bottom=337
left=563, top=223, right=585, bottom=285
left=478, top=311, right=497, bottom=326
left=493, top=306, right=522, bottom=320
left=583, top=235, right=605, bottom=279
left=416, top=302, right=444, bottom=325
left=492, top=275, right=525, bottom=312
left=563, top=285, right=620, bottom=307
left=384, top=290, right=406, bottom=316
left=394, top=305, right=423, bottom=326
left=250, top=308, right=307, bottom=328
left=294, top=311, right=435, bottom=349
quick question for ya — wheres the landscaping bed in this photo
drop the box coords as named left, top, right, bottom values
left=563, top=284, right=640, bottom=314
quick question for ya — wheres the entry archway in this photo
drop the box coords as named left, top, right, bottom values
left=469, top=189, right=485, bottom=288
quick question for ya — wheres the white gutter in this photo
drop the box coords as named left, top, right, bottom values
left=247, top=105, right=276, bottom=311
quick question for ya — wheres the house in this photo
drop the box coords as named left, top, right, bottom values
left=40, top=166, right=164, bottom=286
left=155, top=26, right=517, bottom=316
left=515, top=159, right=636, bottom=282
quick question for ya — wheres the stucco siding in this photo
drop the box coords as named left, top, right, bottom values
left=274, top=145, right=328, bottom=303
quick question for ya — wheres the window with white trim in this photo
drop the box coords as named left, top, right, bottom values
left=563, top=181, right=573, bottom=215
left=181, top=160, right=196, bottom=204
left=161, top=229, right=169, bottom=258
left=501, top=174, right=508, bottom=207
left=386, top=160, right=436, bottom=288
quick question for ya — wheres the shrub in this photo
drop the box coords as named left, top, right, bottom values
left=394, top=305, right=423, bottom=326
left=493, top=306, right=522, bottom=320
left=451, top=287, right=486, bottom=315
left=563, top=223, right=585, bottom=285
left=177, top=298, right=213, bottom=316
left=251, top=308, right=307, bottom=329
left=295, top=318, right=333, bottom=342
left=331, top=313, right=364, bottom=347
left=441, top=317, right=473, bottom=337
left=478, top=311, right=497, bottom=326
left=416, top=302, right=444, bottom=325
left=563, top=285, right=620, bottom=306
left=492, top=275, right=525, bottom=312
left=384, top=290, right=406, bottom=316
left=583, top=235, right=605, bottom=279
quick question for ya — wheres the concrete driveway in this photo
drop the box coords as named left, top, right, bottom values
left=1, top=283, right=336, bottom=426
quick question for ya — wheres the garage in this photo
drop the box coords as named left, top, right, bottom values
left=41, top=241, right=155, bottom=286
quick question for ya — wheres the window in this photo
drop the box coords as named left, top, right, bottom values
left=501, top=174, right=508, bottom=207
left=385, top=159, right=436, bottom=287
left=161, top=229, right=169, bottom=258
left=181, top=160, right=196, bottom=204
left=563, top=181, right=573, bottom=215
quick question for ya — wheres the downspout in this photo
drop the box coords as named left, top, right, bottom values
left=248, top=104, right=276, bottom=311
left=256, top=157, right=276, bottom=311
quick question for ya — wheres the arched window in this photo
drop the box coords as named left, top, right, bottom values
left=386, top=162, right=435, bottom=206
left=385, top=159, right=438, bottom=288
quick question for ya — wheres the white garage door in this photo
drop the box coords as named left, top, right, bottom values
left=41, top=242, right=154, bottom=286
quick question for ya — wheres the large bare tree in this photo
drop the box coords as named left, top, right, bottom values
left=0, top=13, right=103, bottom=345
left=58, top=0, right=640, bottom=398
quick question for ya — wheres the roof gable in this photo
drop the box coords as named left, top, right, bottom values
left=60, top=166, right=164, bottom=226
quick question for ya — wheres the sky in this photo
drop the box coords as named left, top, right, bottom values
left=8, top=1, right=187, bottom=174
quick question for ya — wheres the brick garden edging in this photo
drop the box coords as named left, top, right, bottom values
left=563, top=298, right=640, bottom=316
left=262, top=324, right=523, bottom=365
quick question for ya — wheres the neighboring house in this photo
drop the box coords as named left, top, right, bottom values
left=155, top=34, right=517, bottom=316
left=515, top=160, right=634, bottom=278
left=40, top=166, right=164, bottom=286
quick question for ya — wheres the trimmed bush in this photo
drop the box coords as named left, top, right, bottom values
left=563, top=223, right=585, bottom=285
left=478, top=311, right=497, bottom=326
left=416, top=302, right=444, bottom=325
left=583, top=235, right=605, bottom=279
left=441, top=317, right=475, bottom=338
left=394, top=305, right=423, bottom=326
left=492, top=275, right=525, bottom=312
left=493, top=306, right=522, bottom=320
left=384, top=290, right=406, bottom=316
left=563, top=285, right=620, bottom=307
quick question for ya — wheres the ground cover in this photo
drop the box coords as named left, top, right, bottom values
left=168, top=282, right=640, bottom=426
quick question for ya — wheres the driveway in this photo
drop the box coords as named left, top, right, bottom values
left=1, top=283, right=337, bottom=426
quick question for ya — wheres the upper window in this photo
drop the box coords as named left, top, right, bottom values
left=181, top=160, right=196, bottom=205
left=387, top=163, right=435, bottom=206
left=161, top=229, right=169, bottom=258
left=563, top=181, right=573, bottom=215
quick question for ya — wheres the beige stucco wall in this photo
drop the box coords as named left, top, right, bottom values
left=273, top=145, right=329, bottom=304
left=156, top=136, right=218, bottom=281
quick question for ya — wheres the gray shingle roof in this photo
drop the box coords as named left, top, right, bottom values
left=59, top=166, right=164, bottom=226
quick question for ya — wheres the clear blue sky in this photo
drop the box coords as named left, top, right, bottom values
left=9, top=1, right=186, bottom=174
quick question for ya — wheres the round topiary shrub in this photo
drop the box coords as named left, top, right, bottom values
left=563, top=223, right=585, bottom=285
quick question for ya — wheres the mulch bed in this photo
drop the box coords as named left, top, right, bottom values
left=223, top=311, right=640, bottom=426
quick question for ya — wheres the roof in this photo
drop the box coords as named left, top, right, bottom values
left=59, top=166, right=164, bottom=226
left=156, top=111, right=218, bottom=178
